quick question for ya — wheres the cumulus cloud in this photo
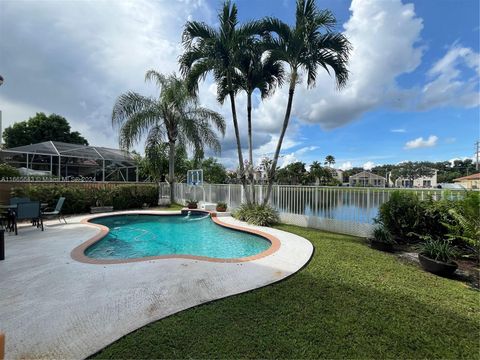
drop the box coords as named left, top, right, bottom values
left=0, top=0, right=212, bottom=148
left=254, top=0, right=478, bottom=131
left=339, top=161, right=353, bottom=171
left=417, top=44, right=480, bottom=110
left=363, top=161, right=375, bottom=170
left=279, top=153, right=299, bottom=168
left=255, top=0, right=424, bottom=130
left=404, top=135, right=438, bottom=149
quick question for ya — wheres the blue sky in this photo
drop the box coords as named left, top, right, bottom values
left=0, top=0, right=479, bottom=171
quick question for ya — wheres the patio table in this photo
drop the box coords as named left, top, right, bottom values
left=0, top=203, right=49, bottom=233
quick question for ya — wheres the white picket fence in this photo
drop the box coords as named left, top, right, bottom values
left=160, top=182, right=466, bottom=237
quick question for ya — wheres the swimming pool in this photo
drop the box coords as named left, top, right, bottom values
left=83, top=213, right=272, bottom=261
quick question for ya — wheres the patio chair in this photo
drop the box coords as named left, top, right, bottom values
left=42, top=197, right=66, bottom=224
left=14, top=201, right=43, bottom=235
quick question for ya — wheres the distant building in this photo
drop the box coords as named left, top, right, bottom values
left=349, top=171, right=386, bottom=187
left=332, top=168, right=344, bottom=183
left=453, top=173, right=480, bottom=189
left=392, top=170, right=438, bottom=188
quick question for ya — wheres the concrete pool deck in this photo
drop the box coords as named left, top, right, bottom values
left=0, top=210, right=313, bottom=359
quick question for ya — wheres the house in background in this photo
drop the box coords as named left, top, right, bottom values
left=332, top=168, right=344, bottom=183
left=349, top=171, right=386, bottom=187
left=392, top=169, right=438, bottom=188
left=453, top=173, right=480, bottom=189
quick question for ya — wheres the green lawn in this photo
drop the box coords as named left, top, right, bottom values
left=92, top=225, right=480, bottom=359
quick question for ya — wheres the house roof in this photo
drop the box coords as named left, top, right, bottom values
left=453, top=173, right=480, bottom=182
left=350, top=171, right=386, bottom=180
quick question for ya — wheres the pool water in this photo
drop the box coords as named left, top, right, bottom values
left=85, top=213, right=271, bottom=260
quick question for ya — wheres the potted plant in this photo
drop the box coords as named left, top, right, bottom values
left=369, top=224, right=396, bottom=252
left=216, top=202, right=227, bottom=212
left=418, top=237, right=458, bottom=276
left=186, top=200, right=198, bottom=209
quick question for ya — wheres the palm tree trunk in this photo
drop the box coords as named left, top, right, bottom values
left=168, top=140, right=175, bottom=204
left=263, top=72, right=297, bottom=205
left=228, top=90, right=250, bottom=204
left=247, top=92, right=255, bottom=204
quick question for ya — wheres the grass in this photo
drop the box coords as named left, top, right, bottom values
left=92, top=225, right=480, bottom=359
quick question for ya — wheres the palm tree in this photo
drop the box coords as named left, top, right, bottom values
left=261, top=0, right=351, bottom=205
left=218, top=41, right=284, bottom=203
left=324, top=155, right=335, bottom=167
left=179, top=0, right=262, bottom=204
left=112, top=70, right=225, bottom=203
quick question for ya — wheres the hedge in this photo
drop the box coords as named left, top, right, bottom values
left=11, top=184, right=158, bottom=214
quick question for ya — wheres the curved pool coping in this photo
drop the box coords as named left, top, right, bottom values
left=71, top=209, right=281, bottom=264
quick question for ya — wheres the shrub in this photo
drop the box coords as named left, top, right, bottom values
left=377, top=191, right=423, bottom=242
left=0, top=163, right=20, bottom=178
left=371, top=224, right=395, bottom=244
left=419, top=197, right=458, bottom=240
left=233, top=203, right=279, bottom=227
left=11, top=184, right=158, bottom=214
left=419, top=237, right=458, bottom=264
left=444, top=191, right=480, bottom=257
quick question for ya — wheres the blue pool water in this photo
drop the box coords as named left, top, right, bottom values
left=85, top=213, right=271, bottom=260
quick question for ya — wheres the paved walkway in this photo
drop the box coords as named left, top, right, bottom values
left=0, top=211, right=313, bottom=359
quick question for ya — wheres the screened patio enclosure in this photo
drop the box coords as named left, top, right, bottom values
left=0, top=141, right=139, bottom=181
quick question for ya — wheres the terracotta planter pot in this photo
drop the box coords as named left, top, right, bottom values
left=187, top=203, right=198, bottom=209
left=216, top=206, right=227, bottom=212
left=418, top=253, right=458, bottom=276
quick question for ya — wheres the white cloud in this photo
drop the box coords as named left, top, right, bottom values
left=0, top=0, right=213, bottom=149
left=279, top=153, right=299, bottom=168
left=339, top=161, right=353, bottom=171
left=404, top=135, right=438, bottom=149
left=260, top=0, right=425, bottom=130
left=418, top=44, right=480, bottom=110
left=363, top=161, right=375, bottom=170
left=391, top=128, right=406, bottom=133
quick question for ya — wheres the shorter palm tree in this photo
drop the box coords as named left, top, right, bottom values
left=112, top=70, right=225, bottom=203
left=218, top=41, right=284, bottom=203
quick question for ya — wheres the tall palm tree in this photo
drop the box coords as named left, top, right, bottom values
left=261, top=0, right=351, bottom=205
left=179, top=0, right=262, bottom=204
left=218, top=41, right=284, bottom=203
left=112, top=70, right=225, bottom=203
left=324, top=155, right=335, bottom=167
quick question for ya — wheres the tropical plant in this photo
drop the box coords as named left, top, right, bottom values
left=443, top=192, right=480, bottom=257
left=180, top=0, right=262, bottom=204
left=377, top=191, right=423, bottom=241
left=372, top=224, right=395, bottom=244
left=324, top=155, right=335, bottom=167
left=261, top=0, right=351, bottom=204
left=309, top=161, right=335, bottom=185
left=112, top=71, right=225, bottom=203
left=233, top=203, right=279, bottom=226
left=201, top=157, right=228, bottom=184
left=419, top=237, right=458, bottom=264
left=218, top=41, right=284, bottom=202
